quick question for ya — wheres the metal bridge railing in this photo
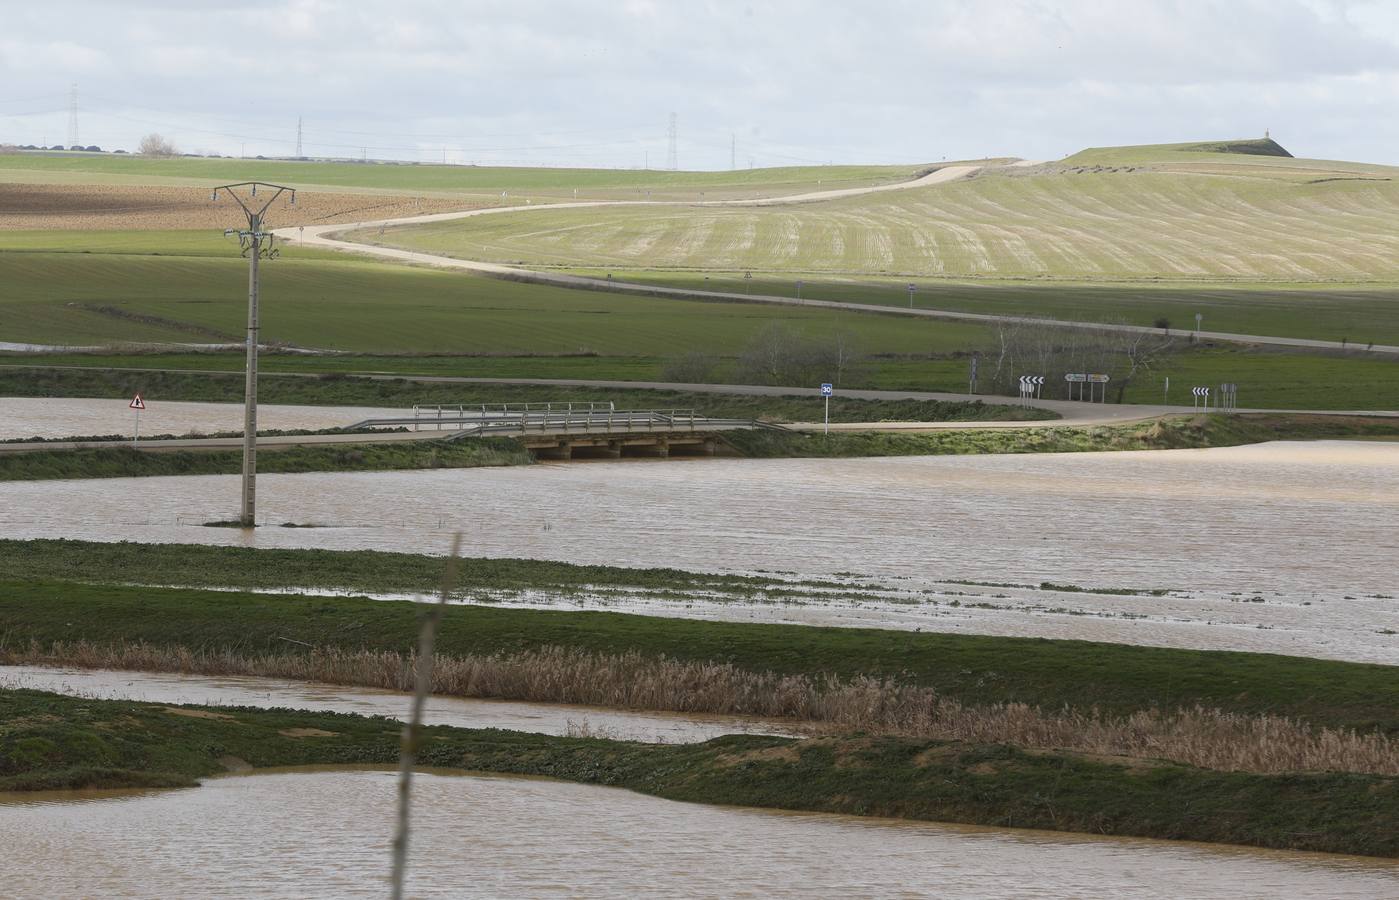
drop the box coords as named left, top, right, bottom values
left=410, top=401, right=617, bottom=431
left=346, top=408, right=789, bottom=437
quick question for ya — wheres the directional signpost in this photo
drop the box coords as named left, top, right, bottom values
left=1192, top=386, right=1211, bottom=412
left=820, top=382, right=834, bottom=434
left=1065, top=373, right=1110, bottom=402
left=129, top=393, right=146, bottom=444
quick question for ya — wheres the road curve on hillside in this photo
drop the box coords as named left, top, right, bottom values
left=273, top=167, right=1399, bottom=357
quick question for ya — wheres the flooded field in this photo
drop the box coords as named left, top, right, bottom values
left=0, top=665, right=795, bottom=743
left=2, top=769, right=1396, bottom=898
left=0, top=396, right=402, bottom=440
left=0, top=440, right=1394, bottom=661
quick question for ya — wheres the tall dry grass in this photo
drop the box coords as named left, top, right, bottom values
left=7, top=639, right=1397, bottom=777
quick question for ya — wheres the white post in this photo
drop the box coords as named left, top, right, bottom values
left=824, top=394, right=829, bottom=435
left=133, top=407, right=140, bottom=445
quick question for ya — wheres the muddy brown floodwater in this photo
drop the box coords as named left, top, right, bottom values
left=0, top=665, right=797, bottom=743
left=0, top=440, right=1394, bottom=661
left=2, top=770, right=1397, bottom=898
left=0, top=396, right=403, bottom=440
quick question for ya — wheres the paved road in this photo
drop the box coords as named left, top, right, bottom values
left=274, top=168, right=1399, bottom=357
left=6, top=371, right=1393, bottom=455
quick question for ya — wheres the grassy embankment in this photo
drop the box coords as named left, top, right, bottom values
left=3, top=560, right=1396, bottom=733
left=0, top=437, right=530, bottom=481
left=6, top=689, right=1396, bottom=857
left=725, top=413, right=1399, bottom=458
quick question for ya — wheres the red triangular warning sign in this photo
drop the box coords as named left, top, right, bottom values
left=129, top=394, right=146, bottom=410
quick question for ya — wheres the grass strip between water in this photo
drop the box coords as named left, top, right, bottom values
left=2, top=572, right=1396, bottom=733
left=3, top=411, right=1396, bottom=481
left=0, top=437, right=530, bottom=481
left=726, top=413, right=1399, bottom=457
left=3, top=689, right=1396, bottom=858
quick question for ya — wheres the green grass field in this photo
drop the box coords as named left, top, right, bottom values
left=373, top=158, right=1399, bottom=282
left=570, top=269, right=1399, bottom=346
left=0, top=152, right=923, bottom=200
left=0, top=232, right=992, bottom=353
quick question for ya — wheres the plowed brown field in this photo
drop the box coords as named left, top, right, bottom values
left=0, top=183, right=484, bottom=231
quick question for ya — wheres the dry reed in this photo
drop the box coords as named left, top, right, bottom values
left=7, top=639, right=1397, bottom=777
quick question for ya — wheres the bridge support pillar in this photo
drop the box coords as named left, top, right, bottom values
left=603, top=441, right=622, bottom=459
left=535, top=441, right=571, bottom=460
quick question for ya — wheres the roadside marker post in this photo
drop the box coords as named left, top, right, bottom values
left=1164, top=376, right=1170, bottom=405
left=796, top=280, right=804, bottom=300
left=907, top=283, right=916, bottom=308
left=820, top=382, right=834, bottom=434
left=1017, top=374, right=1044, bottom=406
left=129, top=393, right=146, bottom=444
left=1219, top=382, right=1238, bottom=413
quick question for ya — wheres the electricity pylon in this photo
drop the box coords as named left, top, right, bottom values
left=211, top=182, right=296, bottom=527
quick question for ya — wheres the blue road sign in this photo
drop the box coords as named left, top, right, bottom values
left=820, top=383, right=833, bottom=396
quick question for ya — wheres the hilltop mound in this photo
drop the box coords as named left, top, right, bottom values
left=1174, top=138, right=1293, bottom=158
left=1064, top=138, right=1297, bottom=165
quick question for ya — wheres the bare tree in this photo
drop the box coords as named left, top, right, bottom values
left=736, top=323, right=869, bottom=387
left=982, top=317, right=1177, bottom=402
left=138, top=133, right=178, bottom=157
left=661, top=350, right=720, bottom=384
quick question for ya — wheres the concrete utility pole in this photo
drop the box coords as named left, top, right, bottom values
left=211, top=182, right=296, bottom=527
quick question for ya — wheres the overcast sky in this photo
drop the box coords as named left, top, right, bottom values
left=3, top=0, right=1398, bottom=169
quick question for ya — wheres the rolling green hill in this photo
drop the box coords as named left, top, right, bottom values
left=371, top=144, right=1399, bottom=282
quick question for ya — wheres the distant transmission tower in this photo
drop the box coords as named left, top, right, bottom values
left=67, top=84, right=79, bottom=148
left=295, top=116, right=303, bottom=158
left=666, top=113, right=678, bottom=171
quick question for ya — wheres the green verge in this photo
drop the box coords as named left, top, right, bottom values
left=6, top=340, right=1397, bottom=410
left=0, top=437, right=530, bottom=481
left=0, top=366, right=1048, bottom=425
left=3, top=689, right=1395, bottom=857
left=3, top=574, right=1396, bottom=732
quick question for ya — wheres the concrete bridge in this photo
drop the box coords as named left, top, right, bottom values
left=347, top=406, right=789, bottom=459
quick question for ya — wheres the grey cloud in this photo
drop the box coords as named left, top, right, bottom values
left=3, top=0, right=1399, bottom=166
